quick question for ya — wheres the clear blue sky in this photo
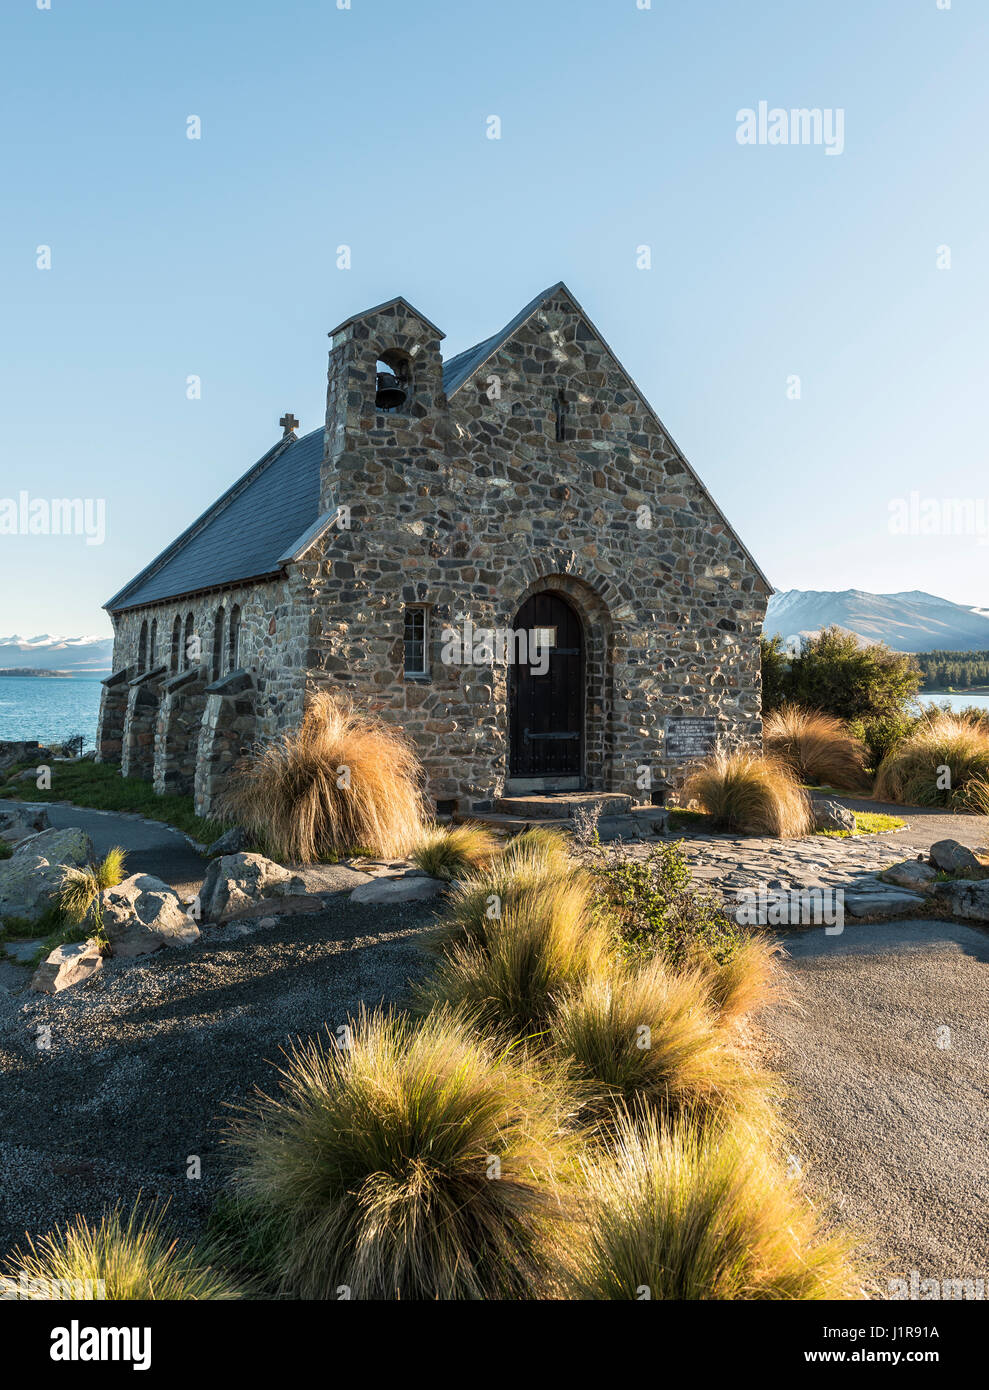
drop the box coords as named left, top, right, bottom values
left=1, top=0, right=986, bottom=637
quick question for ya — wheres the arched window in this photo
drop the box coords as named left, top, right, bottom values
left=374, top=349, right=412, bottom=413
left=149, top=617, right=158, bottom=669
left=183, top=612, right=195, bottom=670
left=170, top=615, right=182, bottom=672
left=137, top=620, right=148, bottom=671
left=211, top=607, right=225, bottom=682
left=227, top=604, right=241, bottom=673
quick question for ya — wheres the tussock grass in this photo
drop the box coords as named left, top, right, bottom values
left=688, top=935, right=782, bottom=1026
left=218, top=691, right=428, bottom=862
left=683, top=750, right=814, bottom=838
left=550, top=958, right=772, bottom=1125
left=58, top=846, right=127, bottom=925
left=874, top=712, right=989, bottom=807
left=501, top=826, right=573, bottom=875
left=416, top=873, right=613, bottom=1037
left=764, top=704, right=869, bottom=791
left=567, top=1109, right=863, bottom=1300
left=2, top=1202, right=241, bottom=1300
left=228, top=1007, right=578, bottom=1300
left=410, top=822, right=500, bottom=881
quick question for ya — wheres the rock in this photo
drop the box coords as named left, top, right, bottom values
left=3, top=938, right=45, bottom=965
left=206, top=827, right=249, bottom=857
left=844, top=888, right=926, bottom=918
left=198, top=852, right=308, bottom=923
left=30, top=940, right=104, bottom=994
left=932, top=879, right=989, bottom=922
left=350, top=875, right=445, bottom=904
left=95, top=874, right=200, bottom=957
left=0, top=827, right=95, bottom=923
left=0, top=803, right=50, bottom=843
left=881, top=860, right=938, bottom=892
left=811, top=798, right=857, bottom=833
left=928, top=839, right=982, bottom=874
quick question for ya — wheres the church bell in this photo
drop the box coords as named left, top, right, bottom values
left=375, top=371, right=407, bottom=412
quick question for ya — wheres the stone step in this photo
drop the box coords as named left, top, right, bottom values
left=458, top=804, right=668, bottom=843
left=493, top=792, right=633, bottom=820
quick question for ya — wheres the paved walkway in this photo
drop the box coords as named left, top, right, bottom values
left=42, top=804, right=206, bottom=899
left=761, top=920, right=989, bottom=1293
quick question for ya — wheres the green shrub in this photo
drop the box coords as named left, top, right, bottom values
left=762, top=627, right=921, bottom=722
left=228, top=1007, right=576, bottom=1300
left=588, top=840, right=745, bottom=969
left=847, top=711, right=918, bottom=771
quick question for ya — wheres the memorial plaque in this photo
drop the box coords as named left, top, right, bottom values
left=664, top=716, right=719, bottom=760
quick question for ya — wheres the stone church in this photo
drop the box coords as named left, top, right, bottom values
left=97, top=283, right=770, bottom=820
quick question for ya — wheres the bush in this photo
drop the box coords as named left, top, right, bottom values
left=588, top=840, right=744, bottom=969
left=762, top=627, right=921, bottom=722
left=410, top=822, right=500, bottom=881
left=847, top=710, right=918, bottom=771
left=763, top=704, right=868, bottom=790
left=687, top=934, right=781, bottom=1025
left=874, top=712, right=989, bottom=807
left=228, top=1007, right=577, bottom=1300
left=416, top=874, right=613, bottom=1038
left=682, top=750, right=813, bottom=838
left=568, top=1109, right=862, bottom=1300
left=218, top=691, right=428, bottom=862
left=2, top=1202, right=241, bottom=1300
left=550, top=958, right=770, bottom=1124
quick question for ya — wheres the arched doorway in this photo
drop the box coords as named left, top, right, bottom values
left=509, top=591, right=584, bottom=784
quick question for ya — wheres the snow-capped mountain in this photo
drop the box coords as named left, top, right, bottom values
left=0, top=634, right=113, bottom=673
left=765, top=590, right=989, bottom=653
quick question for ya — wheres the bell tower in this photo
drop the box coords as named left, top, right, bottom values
left=321, top=296, right=447, bottom=514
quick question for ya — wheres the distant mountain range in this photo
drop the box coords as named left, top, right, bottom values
left=0, top=634, right=113, bottom=674
left=765, top=590, right=989, bottom=653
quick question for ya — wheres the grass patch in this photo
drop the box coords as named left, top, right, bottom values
left=0, top=840, right=11, bottom=860
left=815, top=811, right=905, bottom=840
left=410, top=821, right=500, bottom=881
left=567, top=1109, right=862, bottom=1301
left=218, top=691, right=427, bottom=862
left=0, top=760, right=222, bottom=843
left=1, top=1201, right=242, bottom=1300
left=666, top=807, right=714, bottom=833
left=875, top=711, right=989, bottom=808
left=764, top=704, right=870, bottom=791
left=227, top=1006, right=577, bottom=1300
left=682, top=750, right=814, bottom=838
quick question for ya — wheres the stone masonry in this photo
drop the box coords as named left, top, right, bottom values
left=98, top=283, right=770, bottom=818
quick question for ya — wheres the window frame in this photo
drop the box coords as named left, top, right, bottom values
left=403, top=605, right=430, bottom=679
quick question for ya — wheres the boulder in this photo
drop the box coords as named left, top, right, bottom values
left=350, top=875, right=445, bottom=904
left=206, top=827, right=249, bottom=857
left=928, top=839, right=982, bottom=874
left=197, top=852, right=308, bottom=923
left=932, top=879, right=989, bottom=922
left=881, top=859, right=938, bottom=892
left=0, top=827, right=95, bottom=923
left=811, top=798, right=857, bottom=833
left=844, top=887, right=927, bottom=918
left=95, top=874, right=200, bottom=957
left=0, top=803, right=50, bottom=843
left=30, top=940, right=104, bottom=994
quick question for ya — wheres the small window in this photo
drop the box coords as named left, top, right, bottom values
left=149, top=617, right=158, bottom=667
left=211, top=607, right=225, bottom=682
left=553, top=390, right=568, bottom=442
left=228, top=604, right=241, bottom=673
left=183, top=612, right=195, bottom=670
left=137, top=620, right=148, bottom=671
left=403, top=607, right=428, bottom=677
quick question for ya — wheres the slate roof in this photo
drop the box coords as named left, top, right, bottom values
left=106, top=282, right=769, bottom=612
left=105, top=428, right=323, bottom=612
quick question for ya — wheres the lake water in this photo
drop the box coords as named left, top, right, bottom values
left=0, top=676, right=104, bottom=748
left=919, top=691, right=989, bottom=714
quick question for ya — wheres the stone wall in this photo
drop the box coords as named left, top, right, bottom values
left=95, top=669, right=131, bottom=763
left=153, top=669, right=208, bottom=795
left=193, top=670, right=257, bottom=818
left=306, top=290, right=768, bottom=810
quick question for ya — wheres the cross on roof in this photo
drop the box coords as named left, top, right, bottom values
left=279, top=412, right=299, bottom=435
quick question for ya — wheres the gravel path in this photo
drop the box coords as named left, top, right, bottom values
left=761, top=920, right=989, bottom=1295
left=0, top=893, right=438, bottom=1262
